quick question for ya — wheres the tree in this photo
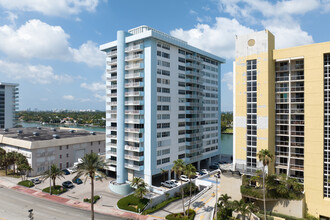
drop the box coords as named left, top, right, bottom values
left=257, top=149, right=273, bottom=220
left=18, top=163, right=32, bottom=180
left=233, top=199, right=251, bottom=220
left=131, top=177, right=143, bottom=188
left=6, top=151, right=19, bottom=173
left=219, top=193, right=231, bottom=208
left=184, top=163, right=196, bottom=217
left=172, top=159, right=186, bottom=216
left=42, top=164, right=64, bottom=188
left=75, top=153, right=106, bottom=220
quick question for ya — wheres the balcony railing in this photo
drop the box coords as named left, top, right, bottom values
left=125, top=145, right=144, bottom=152
left=275, top=76, right=289, bottom=82
left=125, top=100, right=144, bottom=105
left=125, top=82, right=144, bottom=87
left=291, top=75, right=304, bottom=81
left=276, top=98, right=288, bottom=103
left=291, top=98, right=304, bottom=103
left=291, top=141, right=304, bottom=147
left=291, top=131, right=304, bottom=136
left=291, top=109, right=304, bottom=114
left=291, top=120, right=304, bottom=125
left=125, top=91, right=144, bottom=97
left=125, top=118, right=144, bottom=124
left=125, top=163, right=144, bottom=171
left=125, top=54, right=143, bottom=61
left=125, top=44, right=143, bottom=52
left=186, top=54, right=203, bottom=62
left=125, top=154, right=144, bottom=161
left=276, top=87, right=289, bottom=92
left=125, top=128, right=144, bottom=133
left=125, top=110, right=144, bottom=115
left=276, top=130, right=289, bottom=135
left=125, top=72, right=144, bottom=79
left=276, top=119, right=289, bottom=124
left=291, top=86, right=304, bottom=92
left=107, top=51, right=117, bottom=57
left=276, top=141, right=289, bottom=146
left=276, top=109, right=289, bottom=114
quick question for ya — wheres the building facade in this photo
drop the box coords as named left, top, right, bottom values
left=0, top=127, right=105, bottom=176
left=0, top=82, right=19, bottom=129
left=100, top=26, right=225, bottom=185
left=234, top=30, right=330, bottom=218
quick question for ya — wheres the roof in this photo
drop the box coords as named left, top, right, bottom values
left=0, top=127, right=105, bottom=149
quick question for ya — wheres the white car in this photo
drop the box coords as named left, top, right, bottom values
left=170, top=179, right=179, bottom=186
left=201, top=169, right=209, bottom=174
left=180, top=175, right=189, bottom=182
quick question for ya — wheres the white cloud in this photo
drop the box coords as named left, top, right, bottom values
left=81, top=82, right=105, bottom=92
left=0, top=19, right=105, bottom=66
left=70, top=41, right=105, bottom=67
left=5, top=11, right=18, bottom=25
left=63, top=95, right=75, bottom=100
left=0, top=60, right=72, bottom=84
left=0, top=0, right=99, bottom=16
left=222, top=72, right=233, bottom=91
left=171, top=17, right=254, bottom=59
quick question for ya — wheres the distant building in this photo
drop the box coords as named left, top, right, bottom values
left=0, top=82, right=19, bottom=129
left=100, top=25, right=225, bottom=186
left=234, top=30, right=330, bottom=218
left=0, top=127, right=105, bottom=176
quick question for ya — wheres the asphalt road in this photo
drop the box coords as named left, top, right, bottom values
left=0, top=186, right=124, bottom=220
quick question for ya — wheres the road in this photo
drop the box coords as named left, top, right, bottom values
left=0, top=186, right=123, bottom=220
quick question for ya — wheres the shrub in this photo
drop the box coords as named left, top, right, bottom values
left=117, top=194, right=149, bottom=213
left=217, top=207, right=233, bottom=220
left=166, top=209, right=195, bottom=220
left=18, top=180, right=34, bottom=188
left=142, top=197, right=180, bottom=215
left=42, top=185, right=67, bottom=195
left=83, top=195, right=101, bottom=204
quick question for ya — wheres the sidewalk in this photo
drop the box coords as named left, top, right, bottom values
left=0, top=178, right=160, bottom=220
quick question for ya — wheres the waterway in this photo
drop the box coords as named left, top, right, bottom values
left=18, top=121, right=233, bottom=158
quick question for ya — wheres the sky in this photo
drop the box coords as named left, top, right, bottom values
left=0, top=0, right=329, bottom=111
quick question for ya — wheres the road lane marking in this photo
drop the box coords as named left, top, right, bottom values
left=194, top=196, right=214, bottom=212
left=148, top=215, right=165, bottom=219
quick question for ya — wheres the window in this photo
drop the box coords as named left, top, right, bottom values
left=162, top=157, right=170, bottom=164
left=59, top=163, right=62, bottom=169
left=66, top=162, right=69, bottom=168
left=162, top=52, right=170, bottom=59
left=162, top=61, right=170, bottom=67
left=178, top=57, right=185, bottom=63
left=178, top=49, right=186, bottom=55
left=98, top=141, right=101, bottom=145
left=59, top=146, right=62, bottom=150
left=178, top=65, right=185, bottom=71
left=157, top=160, right=161, bottom=165
left=59, top=155, right=62, bottom=159
left=91, top=142, right=93, bottom=146
left=66, top=145, right=69, bottom=149
left=157, top=51, right=162, bottom=56
left=66, top=153, right=69, bottom=158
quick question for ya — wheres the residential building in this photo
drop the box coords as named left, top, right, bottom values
left=100, top=25, right=225, bottom=185
left=0, top=127, right=105, bottom=176
left=0, top=82, right=19, bottom=129
left=233, top=29, right=330, bottom=218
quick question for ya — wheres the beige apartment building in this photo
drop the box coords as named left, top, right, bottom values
left=234, top=30, right=330, bottom=218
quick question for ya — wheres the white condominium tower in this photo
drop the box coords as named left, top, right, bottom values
left=100, top=26, right=225, bottom=185
left=0, top=82, right=19, bottom=129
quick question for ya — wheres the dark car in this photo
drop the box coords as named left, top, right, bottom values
left=31, top=178, right=41, bottom=184
left=62, top=169, right=70, bottom=175
left=72, top=177, right=83, bottom=185
left=209, top=164, right=219, bottom=170
left=62, top=181, right=74, bottom=188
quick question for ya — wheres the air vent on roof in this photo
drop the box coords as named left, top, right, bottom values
left=17, top=130, right=23, bottom=134
left=33, top=132, right=39, bottom=136
left=52, top=128, right=57, bottom=131
left=3, top=128, right=8, bottom=132
left=53, top=134, right=60, bottom=139
left=90, top=131, right=96, bottom=135
left=37, top=127, right=41, bottom=130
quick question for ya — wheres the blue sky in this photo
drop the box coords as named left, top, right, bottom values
left=0, top=0, right=329, bottom=111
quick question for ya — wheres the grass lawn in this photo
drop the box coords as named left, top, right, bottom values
left=42, top=185, right=68, bottom=195
left=117, top=194, right=149, bottom=213
left=18, top=180, right=34, bottom=188
left=83, top=195, right=101, bottom=204
left=222, top=127, right=233, bottom=134
left=0, top=169, right=21, bottom=178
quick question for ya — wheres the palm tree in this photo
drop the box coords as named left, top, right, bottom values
left=75, top=153, right=106, bottom=220
left=42, top=164, right=65, bottom=188
left=131, top=177, right=143, bottom=188
left=0, top=148, right=8, bottom=175
left=6, top=151, right=18, bottom=174
left=233, top=199, right=250, bottom=220
left=184, top=163, right=196, bottom=217
left=172, top=159, right=186, bottom=216
left=219, top=193, right=231, bottom=208
left=257, top=149, right=273, bottom=220
left=134, top=184, right=148, bottom=199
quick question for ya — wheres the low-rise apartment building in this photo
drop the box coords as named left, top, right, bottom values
left=0, top=127, right=105, bottom=176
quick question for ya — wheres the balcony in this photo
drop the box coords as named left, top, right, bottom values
left=291, top=109, right=304, bottom=114
left=125, top=44, right=143, bottom=53
left=107, top=159, right=117, bottom=165
left=275, top=76, right=289, bottom=82
left=125, top=136, right=144, bottom=143
left=125, top=54, right=144, bottom=62
left=125, top=154, right=144, bottom=161
left=276, top=141, right=289, bottom=146
left=276, top=119, right=289, bottom=124
left=276, top=98, right=288, bottom=103
left=276, top=109, right=289, bottom=114
left=108, top=151, right=117, bottom=157
left=107, top=134, right=117, bottom=139
left=125, top=72, right=144, bottom=79
left=186, top=54, right=203, bottom=62
left=106, top=126, right=117, bottom=131
left=109, top=93, right=117, bottom=97
left=290, top=164, right=304, bottom=171
left=291, top=98, right=304, bottom=103
left=107, top=67, right=117, bottom=73
left=125, top=91, right=144, bottom=97
left=125, top=145, right=144, bottom=152
left=291, top=86, right=304, bottom=92
left=125, top=110, right=144, bottom=115
left=276, top=130, right=289, bottom=135
left=125, top=63, right=144, bottom=70
left=125, top=163, right=144, bottom=171
left=107, top=59, right=117, bottom=65
left=291, top=75, right=304, bottom=81
left=107, top=101, right=117, bottom=106
left=106, top=85, right=117, bottom=89
left=125, top=82, right=144, bottom=88
left=291, top=131, right=304, bottom=136
left=106, top=75, right=117, bottom=81
left=276, top=151, right=289, bottom=157
left=186, top=70, right=200, bottom=75
left=275, top=87, right=289, bottom=93
left=106, top=143, right=117, bottom=147
left=186, top=62, right=202, bottom=69
left=125, top=128, right=144, bottom=133
left=291, top=141, right=304, bottom=147
left=125, top=100, right=144, bottom=105
left=291, top=120, right=304, bottom=125
left=107, top=51, right=117, bottom=57
left=125, top=118, right=144, bottom=124
left=106, top=118, right=117, bottom=122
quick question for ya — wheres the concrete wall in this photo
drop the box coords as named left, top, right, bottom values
left=219, top=173, right=242, bottom=201
left=255, top=199, right=305, bottom=218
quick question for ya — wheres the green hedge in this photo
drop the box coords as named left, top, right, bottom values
left=42, top=185, right=67, bottom=195
left=83, top=195, right=101, bottom=204
left=18, top=180, right=34, bottom=188
left=142, top=197, right=180, bottom=215
left=166, top=209, right=195, bottom=220
left=117, top=194, right=149, bottom=213
left=240, top=185, right=264, bottom=199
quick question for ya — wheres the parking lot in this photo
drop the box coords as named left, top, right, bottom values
left=32, top=172, right=123, bottom=208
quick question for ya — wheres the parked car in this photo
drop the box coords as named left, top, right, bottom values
left=180, top=175, right=189, bottom=182
left=201, top=169, right=209, bottom=174
left=199, top=171, right=207, bottom=176
left=161, top=180, right=176, bottom=188
left=209, top=164, right=219, bottom=170
left=62, top=181, right=74, bottom=188
left=72, top=177, right=83, bottom=185
left=67, top=167, right=77, bottom=174
left=170, top=179, right=179, bottom=185
left=31, top=178, right=41, bottom=184
left=62, top=169, right=70, bottom=175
